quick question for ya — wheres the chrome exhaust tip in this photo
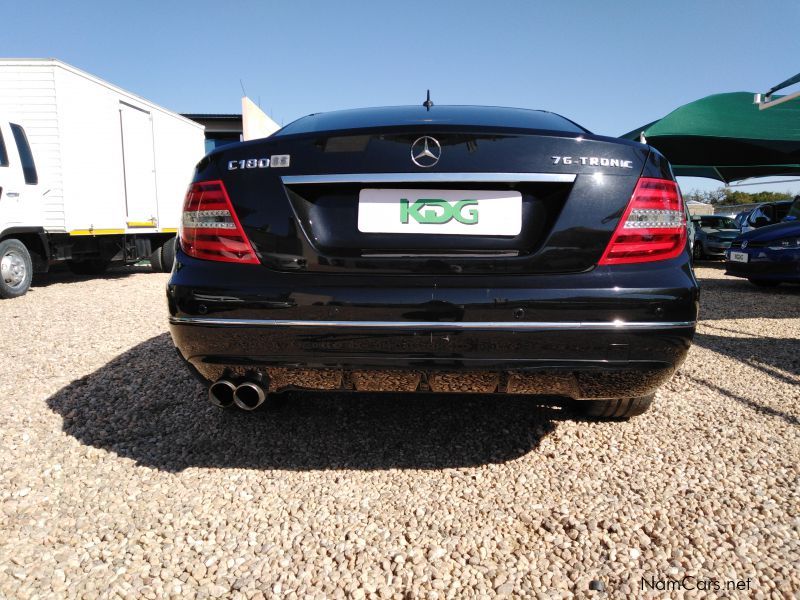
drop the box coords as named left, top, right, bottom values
left=233, top=381, right=267, bottom=411
left=209, top=379, right=237, bottom=408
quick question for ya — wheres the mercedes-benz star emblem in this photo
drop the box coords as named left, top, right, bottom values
left=411, top=136, right=441, bottom=168
left=741, top=241, right=748, bottom=249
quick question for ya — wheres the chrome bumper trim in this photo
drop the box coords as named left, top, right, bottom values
left=281, top=172, right=577, bottom=185
left=169, top=317, right=695, bottom=331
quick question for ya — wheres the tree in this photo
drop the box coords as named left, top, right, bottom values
left=682, top=187, right=792, bottom=206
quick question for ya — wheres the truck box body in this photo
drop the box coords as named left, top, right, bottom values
left=0, top=59, right=205, bottom=236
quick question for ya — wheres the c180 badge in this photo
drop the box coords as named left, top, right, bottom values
left=228, top=155, right=291, bottom=170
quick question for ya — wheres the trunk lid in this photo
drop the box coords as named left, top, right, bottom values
left=198, top=127, right=650, bottom=274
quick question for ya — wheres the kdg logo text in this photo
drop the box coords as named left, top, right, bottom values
left=400, top=199, right=480, bottom=225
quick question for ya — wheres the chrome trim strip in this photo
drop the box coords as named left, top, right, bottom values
left=281, top=172, right=577, bottom=185
left=169, top=317, right=695, bottom=331
left=361, top=252, right=520, bottom=258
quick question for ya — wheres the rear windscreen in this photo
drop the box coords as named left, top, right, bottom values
left=699, top=216, right=736, bottom=229
left=276, top=106, right=588, bottom=137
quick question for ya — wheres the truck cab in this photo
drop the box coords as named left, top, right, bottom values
left=0, top=121, right=43, bottom=234
left=0, top=120, right=46, bottom=297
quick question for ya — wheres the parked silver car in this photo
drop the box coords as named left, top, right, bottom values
left=692, top=215, right=740, bottom=259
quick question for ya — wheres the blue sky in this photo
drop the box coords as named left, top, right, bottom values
left=5, top=0, right=799, bottom=193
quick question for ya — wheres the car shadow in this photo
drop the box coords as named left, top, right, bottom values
left=46, top=333, right=567, bottom=472
left=692, top=331, right=799, bottom=393
left=31, top=263, right=157, bottom=289
left=684, top=372, right=799, bottom=427
left=694, top=275, right=799, bottom=321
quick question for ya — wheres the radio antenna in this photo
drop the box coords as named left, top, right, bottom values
left=423, top=89, right=434, bottom=111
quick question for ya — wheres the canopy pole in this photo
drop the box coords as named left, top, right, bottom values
left=727, top=177, right=800, bottom=187
left=755, top=72, right=800, bottom=110
left=756, top=90, right=800, bottom=110
left=765, top=72, right=800, bottom=97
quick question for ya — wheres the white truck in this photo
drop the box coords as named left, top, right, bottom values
left=0, top=59, right=205, bottom=298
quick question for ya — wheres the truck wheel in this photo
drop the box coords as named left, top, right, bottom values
left=67, top=259, right=111, bottom=275
left=0, top=239, right=33, bottom=298
left=161, top=237, right=176, bottom=272
left=578, top=394, right=655, bottom=419
left=149, top=245, right=164, bottom=272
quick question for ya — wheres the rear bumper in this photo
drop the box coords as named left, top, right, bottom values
left=725, top=248, right=800, bottom=281
left=168, top=250, right=698, bottom=399
left=702, top=241, right=733, bottom=256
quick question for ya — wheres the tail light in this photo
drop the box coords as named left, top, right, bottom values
left=599, top=178, right=686, bottom=265
left=180, top=180, right=259, bottom=264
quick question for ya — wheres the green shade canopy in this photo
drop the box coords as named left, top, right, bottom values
left=622, top=92, right=800, bottom=183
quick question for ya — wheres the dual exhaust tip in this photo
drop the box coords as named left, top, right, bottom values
left=209, top=378, right=267, bottom=411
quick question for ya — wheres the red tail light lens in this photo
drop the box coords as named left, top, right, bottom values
left=599, top=178, right=686, bottom=265
left=180, top=180, right=259, bottom=264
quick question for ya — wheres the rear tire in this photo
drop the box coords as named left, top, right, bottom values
left=161, top=237, right=176, bottom=272
left=149, top=245, right=164, bottom=273
left=748, top=278, right=780, bottom=288
left=578, top=394, right=655, bottom=419
left=0, top=239, right=33, bottom=299
left=67, top=259, right=111, bottom=275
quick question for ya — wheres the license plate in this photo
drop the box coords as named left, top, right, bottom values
left=729, top=251, right=748, bottom=263
left=357, top=188, right=522, bottom=235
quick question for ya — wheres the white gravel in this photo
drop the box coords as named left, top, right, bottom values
left=0, top=263, right=798, bottom=599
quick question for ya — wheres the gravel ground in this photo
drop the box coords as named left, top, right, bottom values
left=0, top=263, right=798, bottom=599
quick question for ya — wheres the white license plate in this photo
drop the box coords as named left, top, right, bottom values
left=729, top=251, right=748, bottom=263
left=357, top=188, right=522, bottom=235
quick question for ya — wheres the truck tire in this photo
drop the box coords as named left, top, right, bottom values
left=578, top=394, right=655, bottom=419
left=161, top=236, right=176, bottom=272
left=150, top=245, right=164, bottom=272
left=0, top=239, right=33, bottom=299
left=67, top=259, right=111, bottom=275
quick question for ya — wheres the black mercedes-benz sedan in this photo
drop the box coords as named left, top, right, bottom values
left=168, top=105, right=698, bottom=419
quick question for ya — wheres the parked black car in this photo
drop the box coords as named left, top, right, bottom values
left=691, top=215, right=740, bottom=259
left=168, top=105, right=698, bottom=419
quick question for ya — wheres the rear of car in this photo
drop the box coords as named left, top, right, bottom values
left=168, top=106, right=698, bottom=418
